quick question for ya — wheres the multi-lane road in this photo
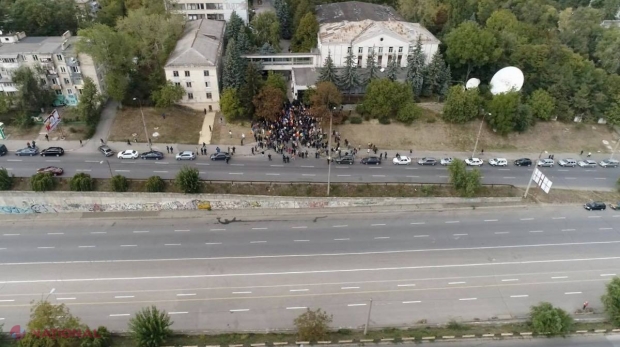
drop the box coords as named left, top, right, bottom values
left=0, top=152, right=617, bottom=189
left=1, top=206, right=619, bottom=331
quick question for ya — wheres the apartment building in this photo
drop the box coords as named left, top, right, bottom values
left=169, top=0, right=249, bottom=23
left=0, top=30, right=105, bottom=106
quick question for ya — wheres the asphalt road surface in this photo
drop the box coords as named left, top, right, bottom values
left=0, top=152, right=617, bottom=189
left=1, top=206, right=620, bottom=332
left=355, top=335, right=620, bottom=347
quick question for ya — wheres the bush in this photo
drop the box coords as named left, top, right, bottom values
left=81, top=326, right=112, bottom=347
left=128, top=306, right=173, bottom=347
left=70, top=173, right=94, bottom=191
left=110, top=175, right=128, bottom=192
left=145, top=176, right=166, bottom=192
left=529, top=302, right=573, bottom=335
left=355, top=103, right=367, bottom=115
left=448, top=159, right=481, bottom=197
left=378, top=116, right=391, bottom=124
left=175, top=166, right=201, bottom=193
left=396, top=102, right=422, bottom=124
left=0, top=168, right=14, bottom=190
left=30, top=172, right=55, bottom=192
left=602, top=277, right=620, bottom=325
left=349, top=116, right=362, bottom=124
left=293, top=308, right=332, bottom=342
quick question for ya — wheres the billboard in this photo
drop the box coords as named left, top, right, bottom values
left=44, top=109, right=61, bottom=132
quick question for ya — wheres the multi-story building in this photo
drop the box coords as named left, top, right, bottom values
left=0, top=30, right=105, bottom=106
left=169, top=0, right=248, bottom=23
left=164, top=18, right=225, bottom=112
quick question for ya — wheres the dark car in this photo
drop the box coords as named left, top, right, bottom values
left=210, top=152, right=230, bottom=161
left=514, top=158, right=532, bottom=166
left=16, top=147, right=39, bottom=156
left=140, top=150, right=164, bottom=160
left=584, top=201, right=606, bottom=211
left=0, top=144, right=7, bottom=156
left=335, top=155, right=354, bottom=164
left=40, top=147, right=64, bottom=157
left=37, top=166, right=64, bottom=176
left=98, top=145, right=114, bottom=157
left=361, top=156, right=381, bottom=165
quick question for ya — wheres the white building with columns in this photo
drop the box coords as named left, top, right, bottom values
left=169, top=0, right=249, bottom=23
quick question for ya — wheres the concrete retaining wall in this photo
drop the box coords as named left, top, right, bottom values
left=0, top=191, right=523, bottom=214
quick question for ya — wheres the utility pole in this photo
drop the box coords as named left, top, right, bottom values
left=326, top=107, right=334, bottom=196
left=133, top=97, right=151, bottom=150
left=363, top=298, right=373, bottom=335
left=472, top=113, right=488, bottom=158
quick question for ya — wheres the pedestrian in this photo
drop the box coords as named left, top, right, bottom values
left=27, top=142, right=31, bottom=148
left=268, top=154, right=272, bottom=160
left=166, top=146, right=170, bottom=153
left=251, top=147, right=255, bottom=155
left=367, top=148, right=370, bottom=154
left=410, top=149, right=412, bottom=154
left=216, top=146, right=220, bottom=153
left=229, top=130, right=232, bottom=138
left=209, top=125, right=212, bottom=132
left=127, top=139, right=131, bottom=145
left=203, top=108, right=207, bottom=115
left=580, top=150, right=584, bottom=156
left=162, top=113, right=166, bottom=119
left=241, top=138, right=244, bottom=146
left=384, top=152, right=387, bottom=158
left=481, top=149, right=484, bottom=154
left=232, top=146, right=236, bottom=154
left=227, top=146, right=230, bottom=154
left=170, top=146, right=173, bottom=153
left=203, top=142, right=206, bottom=148
left=583, top=301, right=589, bottom=310
left=380, top=153, right=383, bottom=160
left=220, top=117, right=223, bottom=124
left=242, top=133, right=246, bottom=140
left=100, top=138, right=104, bottom=145
left=196, top=146, right=199, bottom=155
left=225, top=156, right=230, bottom=164
left=588, top=152, right=592, bottom=157
left=79, top=139, right=83, bottom=146
left=32, top=140, right=36, bottom=148
left=45, top=134, right=49, bottom=141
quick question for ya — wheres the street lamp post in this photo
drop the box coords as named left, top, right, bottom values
left=523, top=150, right=547, bottom=199
left=133, top=97, right=151, bottom=150
left=472, top=113, right=489, bottom=158
left=326, top=107, right=335, bottom=196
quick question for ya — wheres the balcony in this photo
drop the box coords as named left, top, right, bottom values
left=51, top=84, right=61, bottom=90
left=66, top=57, right=80, bottom=67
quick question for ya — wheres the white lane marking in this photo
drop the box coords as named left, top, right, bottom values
left=133, top=231, right=149, bottom=233
left=168, top=312, right=188, bottom=315
left=115, top=170, right=130, bottom=172
left=510, top=295, right=529, bottom=298
left=445, top=221, right=460, bottom=224
left=600, top=228, right=613, bottom=230
left=449, top=282, right=466, bottom=285
left=552, top=217, right=566, bottom=220
left=199, top=171, right=206, bottom=174
left=196, top=163, right=210, bottom=166
left=397, top=284, right=416, bottom=287
left=6, top=159, right=22, bottom=162
left=333, top=225, right=348, bottom=228
left=252, top=227, right=268, bottom=230
left=91, top=232, right=106, bottom=234
left=335, top=167, right=349, bottom=169
left=109, top=314, right=130, bottom=317
left=85, top=160, right=100, bottom=163
left=565, top=292, right=582, bottom=295
left=205, top=243, right=222, bottom=245
left=371, top=224, right=386, bottom=226
left=114, top=296, right=134, bottom=299
left=595, top=178, right=607, bottom=180
left=3, top=168, right=12, bottom=171
left=337, top=175, right=351, bottom=177
left=565, top=177, right=576, bottom=180
left=459, top=298, right=477, bottom=301
left=164, top=244, right=181, bottom=246
left=402, top=301, right=421, bottom=304
left=302, top=174, right=316, bottom=177
left=78, top=246, right=96, bottom=248
left=347, top=303, right=367, bottom=307
left=230, top=309, right=250, bottom=312
left=47, top=232, right=64, bottom=235
left=414, top=235, right=429, bottom=238
left=294, top=240, right=310, bottom=242
left=484, top=219, right=498, bottom=222
left=153, top=171, right=168, bottom=173
left=372, top=175, right=386, bottom=177
left=341, top=286, right=360, bottom=289
left=561, top=229, right=576, bottom=231
left=453, top=233, right=468, bottom=236
left=614, top=215, right=620, bottom=218
left=232, top=291, right=252, bottom=294
left=601, top=274, right=617, bottom=277
left=498, top=168, right=510, bottom=171
left=37, top=247, right=54, bottom=249
left=374, top=237, right=390, bottom=240
left=290, top=289, right=309, bottom=292
left=520, top=218, right=534, bottom=221
left=503, top=177, right=516, bottom=179
left=229, top=173, right=243, bottom=175
left=495, top=232, right=510, bottom=235
left=0, top=318, right=4, bottom=320
left=76, top=169, right=92, bottom=172
left=154, top=162, right=169, bottom=165
left=588, top=216, right=602, bottom=218
left=270, top=165, right=284, bottom=167
left=0, top=299, right=15, bottom=302
left=334, top=238, right=350, bottom=241
left=230, top=164, right=244, bottom=166
left=45, top=159, right=60, bottom=162
left=406, top=175, right=420, bottom=178
left=552, top=276, right=568, bottom=279
left=3, top=234, right=19, bottom=236
left=502, top=279, right=519, bottom=282
left=56, top=297, right=76, bottom=300
left=120, top=245, right=137, bottom=247
left=529, top=230, right=544, bottom=233
left=301, top=166, right=314, bottom=168
left=175, top=230, right=190, bottom=232
left=292, top=226, right=307, bottom=229
left=250, top=241, right=266, bottom=244
left=265, top=173, right=280, bottom=176
left=176, top=293, right=196, bottom=297
left=558, top=169, right=569, bottom=172
left=210, top=229, right=226, bottom=231
left=439, top=175, right=448, bottom=178
left=286, top=306, right=307, bottom=310
left=410, top=222, right=425, bottom=225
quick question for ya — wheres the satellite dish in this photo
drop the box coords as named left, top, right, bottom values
left=465, top=78, right=480, bottom=90
left=490, top=67, right=524, bottom=95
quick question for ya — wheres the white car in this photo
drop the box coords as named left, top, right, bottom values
left=392, top=156, right=412, bottom=165
left=558, top=159, right=577, bottom=167
left=176, top=151, right=196, bottom=160
left=489, top=158, right=507, bottom=166
left=117, top=149, right=138, bottom=159
left=465, top=158, right=484, bottom=166
left=600, top=159, right=619, bottom=168
left=578, top=160, right=597, bottom=168
left=537, top=158, right=554, bottom=167
left=440, top=158, right=453, bottom=166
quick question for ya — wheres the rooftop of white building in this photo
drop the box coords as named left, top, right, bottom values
left=165, top=19, right=226, bottom=68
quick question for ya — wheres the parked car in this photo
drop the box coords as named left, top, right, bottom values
left=611, top=202, right=620, bottom=210
left=578, top=160, right=597, bottom=168
left=0, top=144, right=8, bottom=156
left=489, top=158, right=508, bottom=166
left=465, top=158, right=484, bottom=166
left=98, top=145, right=114, bottom=157
left=40, top=147, right=64, bottom=157
left=210, top=152, right=230, bottom=161
left=537, top=158, right=555, bottom=167
left=514, top=158, right=532, bottom=166
left=418, top=157, right=437, bottom=166
left=117, top=149, right=139, bottom=159
left=599, top=159, right=619, bottom=168
left=335, top=155, right=354, bottom=164
left=176, top=151, right=196, bottom=160
left=393, top=156, right=412, bottom=165
left=140, top=150, right=164, bottom=160
left=36, top=166, right=64, bottom=176
left=440, top=157, right=453, bottom=166
left=558, top=158, right=577, bottom=167
left=16, top=147, right=39, bottom=156
left=361, top=156, right=381, bottom=165
left=584, top=201, right=606, bottom=211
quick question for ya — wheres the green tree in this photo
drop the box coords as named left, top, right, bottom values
left=318, top=53, right=339, bottom=85
left=240, top=62, right=263, bottom=119
left=222, top=39, right=246, bottom=90
left=529, top=302, right=573, bottom=335
left=7, top=0, right=80, bottom=36
left=362, top=79, right=413, bottom=120
left=76, top=77, right=104, bottom=127
left=594, top=28, right=620, bottom=74
left=528, top=89, right=556, bottom=121
left=444, top=21, right=500, bottom=80
left=309, top=82, right=342, bottom=121
left=30, top=173, right=55, bottom=192
left=253, top=86, right=285, bottom=121
left=259, top=43, right=276, bottom=54
left=396, top=102, right=422, bottom=124
left=18, top=301, right=88, bottom=347
left=110, top=175, right=129, bottom=192
left=251, top=12, right=281, bottom=52
left=97, top=0, right=126, bottom=26
left=175, top=166, right=201, bottom=193
left=292, top=12, right=318, bottom=52
left=225, top=11, right=245, bottom=42
left=128, top=306, right=173, bottom=347
left=274, top=0, right=292, bottom=39
left=145, top=175, right=166, bottom=192
left=422, top=50, right=445, bottom=97
left=386, top=55, right=400, bottom=82
left=0, top=168, right=13, bottom=190
left=81, top=326, right=112, bottom=347
left=487, top=91, right=522, bottom=135
left=437, top=64, right=451, bottom=99
left=236, top=29, right=252, bottom=54
left=0, top=93, right=10, bottom=115
left=293, top=308, right=332, bottom=341
left=606, top=95, right=620, bottom=126
left=447, top=159, right=481, bottom=197
left=70, top=173, right=94, bottom=192
left=441, top=86, right=480, bottom=123
left=292, top=0, right=311, bottom=31
left=406, top=37, right=425, bottom=97
left=339, top=49, right=361, bottom=93
left=151, top=81, right=184, bottom=108
left=12, top=66, right=55, bottom=112
left=220, top=88, right=245, bottom=122
left=265, top=72, right=287, bottom=95
left=558, top=7, right=604, bottom=58
left=364, top=48, right=380, bottom=85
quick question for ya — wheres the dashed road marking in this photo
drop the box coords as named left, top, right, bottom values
left=47, top=232, right=64, bottom=235
left=599, top=227, right=613, bottom=230
left=529, top=230, right=544, bottom=233
left=114, top=296, right=134, bottom=299
left=78, top=246, right=96, bottom=248
left=153, top=170, right=168, bottom=173
left=169, top=312, right=188, bottom=315
left=37, top=247, right=54, bottom=249
left=371, top=224, right=386, bottom=226
left=133, top=231, right=149, bottom=233
left=294, top=240, right=310, bottom=242
left=115, top=170, right=130, bottom=172
left=286, top=307, right=307, bottom=310
left=232, top=291, right=252, bottom=294
left=402, top=301, right=421, bottom=304
left=495, top=232, right=510, bottom=235
left=252, top=227, right=268, bottom=230
left=120, top=245, right=137, bottom=247
left=601, top=274, right=617, bottom=277
left=176, top=293, right=196, bottom=297
left=502, top=279, right=519, bottom=282
left=484, top=219, right=498, bottom=222
left=109, top=314, right=130, bottom=317
left=333, top=225, right=348, bottom=228
left=520, top=218, right=534, bottom=221
left=265, top=173, right=280, bottom=176
left=448, top=281, right=466, bottom=285
left=374, top=237, right=390, bottom=239
left=561, top=229, right=576, bottom=232
left=347, top=303, right=367, bottom=307
left=290, top=289, right=309, bottom=292
left=552, top=276, right=568, bottom=279
left=341, top=286, right=360, bottom=290
left=414, top=235, right=429, bottom=238
left=510, top=295, right=529, bottom=298
left=453, top=233, right=468, bottom=236
left=397, top=284, right=416, bottom=287
left=445, top=221, right=460, bottom=224
left=337, top=174, right=351, bottom=177
left=459, top=298, right=477, bottom=301
left=205, top=242, right=222, bottom=245
left=229, top=173, right=243, bottom=175
left=292, top=226, right=307, bottom=229
left=410, top=222, right=425, bottom=225
left=230, top=309, right=250, bottom=312
left=250, top=241, right=267, bottom=244
left=164, top=244, right=181, bottom=246
left=552, top=217, right=566, bottom=220
left=565, top=292, right=582, bottom=295
left=334, top=238, right=350, bottom=241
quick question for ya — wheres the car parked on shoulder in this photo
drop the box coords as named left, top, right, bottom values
left=611, top=202, right=620, bottom=210
left=210, top=152, right=230, bottom=161
left=578, top=159, right=597, bottom=168
left=40, top=147, right=64, bottom=157
left=392, top=156, right=412, bottom=165
left=418, top=157, right=437, bottom=166
left=489, top=158, right=508, bottom=166
left=36, top=166, right=63, bottom=176
left=117, top=149, right=138, bottom=159
left=176, top=151, right=196, bottom=160
left=558, top=158, right=577, bottom=167
left=584, top=201, right=606, bottom=211
left=140, top=150, right=164, bottom=160
left=514, top=158, right=532, bottom=166
left=599, top=159, right=619, bottom=168
left=440, top=157, right=453, bottom=166
left=465, top=158, right=484, bottom=166
left=98, top=145, right=114, bottom=157
left=16, top=147, right=39, bottom=156
left=335, top=155, right=354, bottom=164
left=0, top=144, right=7, bottom=156
left=361, top=156, right=381, bottom=165
left=537, top=158, right=555, bottom=167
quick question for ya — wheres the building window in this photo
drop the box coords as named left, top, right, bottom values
left=388, top=47, right=393, bottom=53
left=51, top=78, right=58, bottom=85
left=70, top=66, right=80, bottom=73
left=378, top=47, right=383, bottom=53
left=55, top=90, right=62, bottom=95
left=397, top=55, right=403, bottom=65
left=173, top=71, right=179, bottom=77
left=205, top=82, right=209, bottom=88
left=32, top=55, right=38, bottom=61
left=67, top=89, right=73, bottom=95
left=206, top=13, right=224, bottom=20
left=358, top=47, right=363, bottom=54
left=184, top=71, right=190, bottom=77
left=377, top=56, right=382, bottom=66
left=357, top=56, right=362, bottom=67
left=206, top=92, right=212, bottom=99
left=56, top=54, right=63, bottom=61
left=206, top=3, right=223, bottom=9
left=203, top=70, right=209, bottom=76
left=368, top=47, right=373, bottom=53
left=64, top=78, right=70, bottom=84
left=187, top=93, right=194, bottom=100
left=186, top=82, right=192, bottom=87
left=60, top=66, right=66, bottom=73
left=398, top=47, right=403, bottom=53
left=174, top=82, right=181, bottom=87
left=347, top=47, right=352, bottom=53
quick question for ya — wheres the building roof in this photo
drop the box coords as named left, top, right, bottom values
left=319, top=19, right=440, bottom=45
left=0, top=36, right=65, bottom=57
left=165, top=19, right=225, bottom=68
left=316, top=1, right=403, bottom=23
